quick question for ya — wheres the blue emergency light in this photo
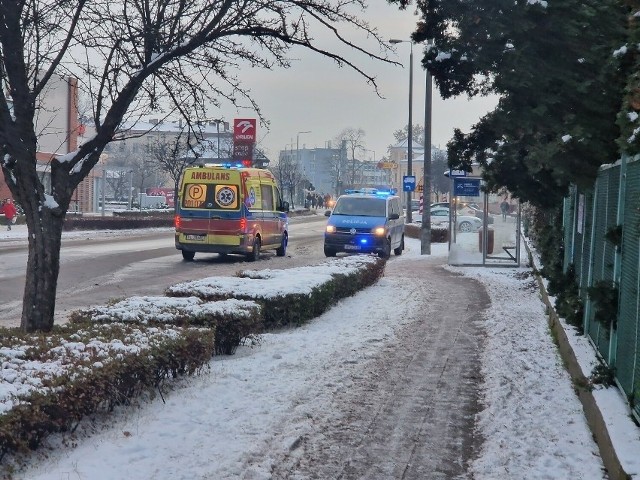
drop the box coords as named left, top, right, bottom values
left=344, top=188, right=396, bottom=196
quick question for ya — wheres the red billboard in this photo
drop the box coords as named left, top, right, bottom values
left=233, top=118, right=257, bottom=142
left=146, top=187, right=175, bottom=207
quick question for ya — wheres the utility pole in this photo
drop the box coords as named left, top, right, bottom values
left=101, top=167, right=106, bottom=217
left=407, top=43, right=413, bottom=224
left=389, top=38, right=414, bottom=223
left=421, top=49, right=433, bottom=255
left=128, top=170, right=134, bottom=210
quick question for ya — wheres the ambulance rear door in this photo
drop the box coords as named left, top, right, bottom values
left=178, top=169, right=243, bottom=247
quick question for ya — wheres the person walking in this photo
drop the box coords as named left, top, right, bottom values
left=0, top=198, right=17, bottom=230
left=500, top=199, right=510, bottom=221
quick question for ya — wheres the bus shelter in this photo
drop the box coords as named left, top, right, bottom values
left=444, top=173, right=521, bottom=267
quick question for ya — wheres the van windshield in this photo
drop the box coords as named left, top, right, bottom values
left=332, top=197, right=386, bottom=217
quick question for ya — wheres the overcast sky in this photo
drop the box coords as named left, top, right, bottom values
left=227, top=2, right=499, bottom=162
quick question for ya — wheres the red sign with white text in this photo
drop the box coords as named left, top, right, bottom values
left=233, top=118, right=257, bottom=142
left=146, top=187, right=175, bottom=207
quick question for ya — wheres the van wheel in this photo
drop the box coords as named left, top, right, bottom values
left=248, top=237, right=261, bottom=262
left=394, top=235, right=404, bottom=256
left=379, top=238, right=391, bottom=259
left=276, top=234, right=288, bottom=257
left=324, top=246, right=336, bottom=257
left=182, top=250, right=195, bottom=261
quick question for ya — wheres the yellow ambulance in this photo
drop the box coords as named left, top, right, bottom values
left=175, top=164, right=289, bottom=261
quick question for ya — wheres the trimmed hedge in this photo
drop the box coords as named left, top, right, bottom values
left=0, top=323, right=214, bottom=463
left=405, top=223, right=449, bottom=243
left=166, top=256, right=386, bottom=329
left=63, top=215, right=173, bottom=231
left=70, top=296, right=263, bottom=355
left=60, top=208, right=314, bottom=231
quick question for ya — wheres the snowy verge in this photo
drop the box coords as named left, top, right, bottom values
left=523, top=237, right=640, bottom=479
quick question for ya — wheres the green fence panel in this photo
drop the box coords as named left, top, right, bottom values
left=580, top=190, right=611, bottom=355
left=574, top=190, right=588, bottom=291
left=563, top=188, right=576, bottom=273
left=598, top=167, right=618, bottom=283
left=618, top=160, right=640, bottom=415
left=564, top=160, right=640, bottom=420
left=585, top=168, right=619, bottom=362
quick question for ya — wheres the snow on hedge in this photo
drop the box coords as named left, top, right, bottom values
left=0, top=324, right=200, bottom=415
left=168, top=255, right=380, bottom=299
left=74, top=296, right=261, bottom=323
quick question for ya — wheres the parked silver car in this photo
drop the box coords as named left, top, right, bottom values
left=426, top=207, right=483, bottom=232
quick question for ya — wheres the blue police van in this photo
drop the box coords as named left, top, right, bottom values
left=323, top=189, right=405, bottom=258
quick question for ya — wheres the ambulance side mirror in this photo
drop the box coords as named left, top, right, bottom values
left=278, top=200, right=290, bottom=213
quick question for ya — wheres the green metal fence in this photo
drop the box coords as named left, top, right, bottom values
left=618, top=159, right=640, bottom=413
left=563, top=157, right=640, bottom=421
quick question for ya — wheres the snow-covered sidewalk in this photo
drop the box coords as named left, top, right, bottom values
left=12, top=237, right=640, bottom=479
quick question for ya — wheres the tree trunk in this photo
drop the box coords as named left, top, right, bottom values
left=20, top=205, right=64, bottom=332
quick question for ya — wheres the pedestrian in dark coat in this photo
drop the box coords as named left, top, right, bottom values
left=500, top=199, right=510, bottom=221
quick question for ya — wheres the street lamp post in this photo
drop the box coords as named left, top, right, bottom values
left=211, top=119, right=225, bottom=160
left=362, top=148, right=376, bottom=188
left=101, top=167, right=106, bottom=217
left=296, top=132, right=310, bottom=206
left=216, top=121, right=221, bottom=159
left=421, top=55, right=433, bottom=255
left=100, top=155, right=108, bottom=217
left=202, top=118, right=226, bottom=160
left=128, top=170, right=134, bottom=210
left=389, top=38, right=413, bottom=223
left=297, top=131, right=311, bottom=198
left=296, top=131, right=311, bottom=166
left=363, top=149, right=376, bottom=162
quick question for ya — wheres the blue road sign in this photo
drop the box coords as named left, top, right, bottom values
left=454, top=178, right=480, bottom=197
left=449, top=169, right=467, bottom=177
left=403, top=175, right=416, bottom=192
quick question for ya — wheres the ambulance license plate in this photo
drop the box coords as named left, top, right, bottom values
left=185, top=234, right=206, bottom=241
left=344, top=244, right=360, bottom=250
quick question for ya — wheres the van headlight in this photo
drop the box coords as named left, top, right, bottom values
left=326, top=225, right=336, bottom=233
left=372, top=227, right=386, bottom=236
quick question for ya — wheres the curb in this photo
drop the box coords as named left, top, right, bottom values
left=525, top=245, right=632, bottom=480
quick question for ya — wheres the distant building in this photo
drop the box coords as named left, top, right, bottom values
left=0, top=75, right=95, bottom=212
left=102, top=119, right=234, bottom=163
left=278, top=142, right=391, bottom=201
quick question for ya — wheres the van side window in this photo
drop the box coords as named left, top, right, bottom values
left=274, top=187, right=282, bottom=206
left=389, top=199, right=397, bottom=216
left=261, top=184, right=274, bottom=211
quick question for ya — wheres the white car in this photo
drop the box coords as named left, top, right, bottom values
left=429, top=207, right=483, bottom=232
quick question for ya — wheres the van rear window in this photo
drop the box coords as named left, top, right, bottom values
left=182, top=183, right=240, bottom=209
